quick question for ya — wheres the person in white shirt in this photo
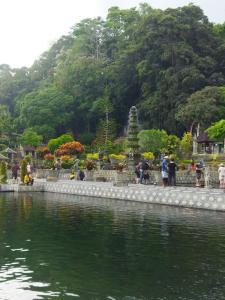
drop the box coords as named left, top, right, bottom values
left=218, top=163, right=225, bottom=190
left=26, top=163, right=32, bottom=174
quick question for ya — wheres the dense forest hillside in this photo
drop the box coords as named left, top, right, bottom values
left=1, top=3, right=225, bottom=146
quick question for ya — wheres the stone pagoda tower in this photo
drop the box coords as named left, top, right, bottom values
left=127, top=106, right=140, bottom=170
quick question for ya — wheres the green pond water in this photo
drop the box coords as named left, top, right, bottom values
left=0, top=192, right=225, bottom=300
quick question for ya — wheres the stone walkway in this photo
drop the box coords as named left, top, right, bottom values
left=1, top=180, right=225, bottom=212
left=37, top=180, right=225, bottom=212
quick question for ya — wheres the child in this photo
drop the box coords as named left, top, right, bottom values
left=70, top=170, right=75, bottom=180
left=24, top=174, right=34, bottom=186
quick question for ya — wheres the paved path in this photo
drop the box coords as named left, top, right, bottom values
left=44, top=180, right=225, bottom=212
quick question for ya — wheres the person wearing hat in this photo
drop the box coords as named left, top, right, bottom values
left=218, top=163, right=225, bottom=190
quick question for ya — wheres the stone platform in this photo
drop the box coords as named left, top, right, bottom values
left=44, top=181, right=225, bottom=212
left=1, top=180, right=225, bottom=212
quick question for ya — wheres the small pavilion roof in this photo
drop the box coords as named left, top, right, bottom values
left=0, top=153, right=9, bottom=160
left=22, top=145, right=35, bottom=152
left=2, top=147, right=17, bottom=154
left=197, top=132, right=215, bottom=143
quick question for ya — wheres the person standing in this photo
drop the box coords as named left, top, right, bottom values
left=73, top=158, right=79, bottom=172
left=77, top=169, right=85, bottom=181
left=195, top=163, right=202, bottom=187
left=54, top=159, right=61, bottom=177
left=135, top=164, right=140, bottom=184
left=168, top=158, right=177, bottom=186
left=139, top=163, right=144, bottom=184
left=11, top=162, right=20, bottom=181
left=218, top=163, right=225, bottom=191
left=190, top=160, right=196, bottom=172
left=161, top=156, right=169, bottom=187
left=26, top=162, right=32, bottom=174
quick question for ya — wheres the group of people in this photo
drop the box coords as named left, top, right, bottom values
left=11, top=161, right=34, bottom=185
left=70, top=169, right=85, bottom=181
left=161, top=156, right=177, bottom=187
left=9, top=155, right=225, bottom=190
left=162, top=156, right=206, bottom=188
left=135, top=161, right=150, bottom=184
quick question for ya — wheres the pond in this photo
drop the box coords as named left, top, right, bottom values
left=0, top=192, right=225, bottom=299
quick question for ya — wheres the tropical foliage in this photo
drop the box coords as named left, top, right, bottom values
left=0, top=3, right=225, bottom=146
left=48, top=134, right=74, bottom=153
left=142, top=152, right=155, bottom=160
left=206, top=119, right=225, bottom=140
left=0, top=161, right=7, bottom=183
left=20, top=128, right=43, bottom=147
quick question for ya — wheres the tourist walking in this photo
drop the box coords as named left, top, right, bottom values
left=54, top=159, right=61, bottom=177
left=189, top=159, right=196, bottom=172
left=11, top=162, right=20, bottom=181
left=27, top=162, right=32, bottom=174
left=139, top=164, right=144, bottom=184
left=73, top=158, right=79, bottom=171
left=161, top=156, right=169, bottom=187
left=135, top=162, right=142, bottom=184
left=218, top=163, right=225, bottom=191
left=77, top=169, right=85, bottom=181
left=168, top=158, right=177, bottom=186
left=195, top=163, right=202, bottom=187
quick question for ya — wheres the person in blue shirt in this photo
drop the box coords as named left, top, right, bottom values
left=161, top=156, right=169, bottom=187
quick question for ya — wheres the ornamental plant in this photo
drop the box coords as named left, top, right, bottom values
left=85, top=159, right=95, bottom=170
left=20, top=159, right=27, bottom=183
left=55, top=141, right=84, bottom=156
left=109, top=154, right=126, bottom=161
left=142, top=152, right=155, bottom=160
left=60, top=155, right=73, bottom=161
left=180, top=132, right=192, bottom=155
left=48, top=134, right=74, bottom=153
left=44, top=153, right=54, bottom=161
left=36, top=146, right=50, bottom=159
left=0, top=161, right=7, bottom=183
left=86, top=153, right=99, bottom=160
left=61, top=157, right=74, bottom=169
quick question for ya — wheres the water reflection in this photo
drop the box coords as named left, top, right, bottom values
left=0, top=193, right=225, bottom=299
left=0, top=258, right=60, bottom=299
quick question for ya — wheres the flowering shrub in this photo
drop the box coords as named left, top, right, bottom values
left=43, top=160, right=54, bottom=169
left=115, top=162, right=125, bottom=172
left=60, top=155, right=73, bottom=161
left=44, top=153, right=54, bottom=161
left=36, top=146, right=50, bottom=159
left=85, top=159, right=96, bottom=170
left=86, top=153, right=99, bottom=160
left=109, top=154, right=126, bottom=161
left=61, top=160, right=74, bottom=169
left=55, top=141, right=84, bottom=156
left=142, top=152, right=155, bottom=160
left=58, top=155, right=74, bottom=169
